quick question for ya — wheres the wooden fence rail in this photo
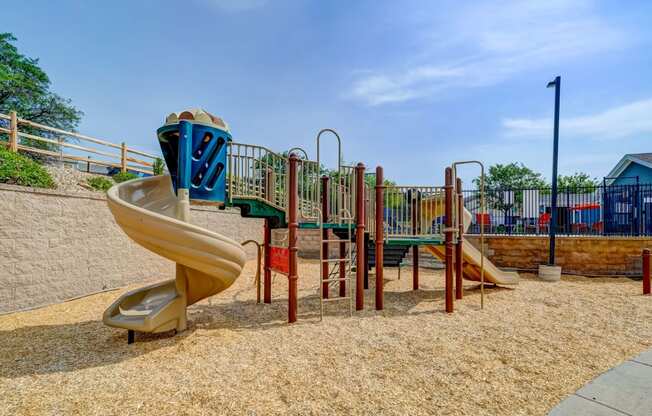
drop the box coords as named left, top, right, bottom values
left=0, top=110, right=158, bottom=175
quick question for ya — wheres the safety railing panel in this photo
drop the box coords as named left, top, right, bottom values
left=365, top=183, right=375, bottom=237
left=297, top=158, right=321, bottom=220
left=325, top=165, right=356, bottom=224
left=382, top=186, right=446, bottom=240
left=227, top=142, right=289, bottom=211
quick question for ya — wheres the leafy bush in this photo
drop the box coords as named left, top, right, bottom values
left=112, top=171, right=137, bottom=183
left=0, top=148, right=55, bottom=188
left=87, top=176, right=113, bottom=192
left=153, top=157, right=164, bottom=175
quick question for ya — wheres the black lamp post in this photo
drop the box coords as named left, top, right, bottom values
left=547, top=76, right=561, bottom=265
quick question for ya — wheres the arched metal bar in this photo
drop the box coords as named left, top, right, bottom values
left=316, top=128, right=342, bottom=177
left=316, top=129, right=343, bottom=222
left=288, top=147, right=309, bottom=160
left=241, top=239, right=263, bottom=303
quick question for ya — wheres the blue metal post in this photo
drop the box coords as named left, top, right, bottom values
left=177, top=121, right=193, bottom=191
left=547, top=76, right=561, bottom=265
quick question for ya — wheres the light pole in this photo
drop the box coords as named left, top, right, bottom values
left=547, top=76, right=561, bottom=265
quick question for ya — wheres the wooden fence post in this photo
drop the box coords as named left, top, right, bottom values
left=9, top=111, right=18, bottom=152
left=121, top=142, right=127, bottom=173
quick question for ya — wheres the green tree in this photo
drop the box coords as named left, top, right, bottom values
left=152, top=157, right=165, bottom=175
left=0, top=33, right=82, bottom=151
left=474, top=163, right=547, bottom=222
left=557, top=172, right=598, bottom=192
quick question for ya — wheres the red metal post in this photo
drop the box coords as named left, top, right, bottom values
left=444, top=167, right=454, bottom=313
left=411, top=192, right=419, bottom=290
left=375, top=166, right=384, bottom=310
left=355, top=163, right=366, bottom=310
left=455, top=177, right=464, bottom=300
left=288, top=154, right=299, bottom=323
left=263, top=219, right=272, bottom=304
left=363, top=232, right=370, bottom=290
left=644, top=248, right=651, bottom=295
left=321, top=176, right=330, bottom=299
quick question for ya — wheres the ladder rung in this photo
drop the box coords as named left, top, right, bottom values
left=321, top=239, right=353, bottom=244
left=323, top=296, right=351, bottom=302
left=321, top=258, right=352, bottom=263
left=322, top=277, right=350, bottom=283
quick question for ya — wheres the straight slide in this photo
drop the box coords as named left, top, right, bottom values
left=424, top=241, right=519, bottom=286
left=420, top=199, right=518, bottom=286
left=103, top=175, right=246, bottom=333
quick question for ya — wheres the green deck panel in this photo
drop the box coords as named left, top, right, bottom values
left=298, top=222, right=353, bottom=231
left=228, top=198, right=286, bottom=228
left=384, top=237, right=444, bottom=246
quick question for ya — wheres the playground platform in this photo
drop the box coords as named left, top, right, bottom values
left=549, top=349, right=652, bottom=416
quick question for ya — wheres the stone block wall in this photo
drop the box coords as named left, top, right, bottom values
left=465, top=235, right=649, bottom=275
left=0, top=184, right=263, bottom=313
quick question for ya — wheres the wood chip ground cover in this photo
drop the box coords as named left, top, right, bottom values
left=1, top=260, right=650, bottom=415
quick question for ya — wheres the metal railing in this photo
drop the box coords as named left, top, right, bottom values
left=462, top=184, right=652, bottom=237
left=297, top=157, right=320, bottom=219
left=324, top=165, right=356, bottom=224
left=381, top=186, right=446, bottom=240
left=0, top=111, right=157, bottom=174
left=227, top=142, right=289, bottom=211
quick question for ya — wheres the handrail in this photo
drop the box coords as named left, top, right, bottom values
left=314, top=129, right=343, bottom=221
left=288, top=147, right=309, bottom=160
left=241, top=240, right=263, bottom=303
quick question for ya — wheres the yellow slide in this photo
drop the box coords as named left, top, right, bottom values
left=103, top=175, right=246, bottom=334
left=421, top=199, right=518, bottom=286
left=424, top=242, right=519, bottom=285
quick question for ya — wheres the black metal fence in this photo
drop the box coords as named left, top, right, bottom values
left=462, top=184, right=652, bottom=237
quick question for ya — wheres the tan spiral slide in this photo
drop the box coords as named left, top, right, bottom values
left=103, top=175, right=246, bottom=334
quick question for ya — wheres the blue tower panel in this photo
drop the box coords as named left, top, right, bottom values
left=157, top=121, right=231, bottom=203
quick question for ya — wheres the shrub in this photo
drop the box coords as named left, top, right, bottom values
left=87, top=176, right=114, bottom=192
left=153, top=157, right=164, bottom=175
left=112, top=171, right=138, bottom=183
left=0, top=148, right=56, bottom=188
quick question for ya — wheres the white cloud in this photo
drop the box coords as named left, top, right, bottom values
left=502, top=98, right=652, bottom=140
left=349, top=0, right=627, bottom=105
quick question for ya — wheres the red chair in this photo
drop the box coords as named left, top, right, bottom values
left=538, top=213, right=550, bottom=233
left=476, top=213, right=491, bottom=233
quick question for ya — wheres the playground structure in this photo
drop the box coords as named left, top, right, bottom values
left=103, top=109, right=518, bottom=342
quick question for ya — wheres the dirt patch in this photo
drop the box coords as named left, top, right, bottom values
left=1, top=260, right=650, bottom=415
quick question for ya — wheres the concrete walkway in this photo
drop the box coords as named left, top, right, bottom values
left=549, top=349, right=652, bottom=415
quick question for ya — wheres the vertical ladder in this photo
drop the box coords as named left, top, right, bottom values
left=318, top=211, right=355, bottom=320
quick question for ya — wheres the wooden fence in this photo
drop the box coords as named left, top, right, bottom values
left=0, top=111, right=157, bottom=175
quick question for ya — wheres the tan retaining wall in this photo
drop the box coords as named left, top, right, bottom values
left=0, top=184, right=263, bottom=313
left=465, top=235, right=649, bottom=275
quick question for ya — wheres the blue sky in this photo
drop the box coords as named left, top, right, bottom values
left=5, top=0, right=652, bottom=185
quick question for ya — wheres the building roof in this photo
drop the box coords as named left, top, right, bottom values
left=605, top=153, right=652, bottom=184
